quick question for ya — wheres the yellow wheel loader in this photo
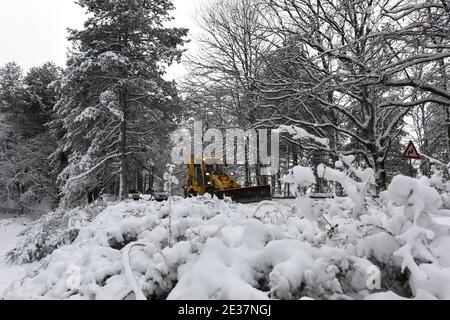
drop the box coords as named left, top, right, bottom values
left=184, top=154, right=271, bottom=203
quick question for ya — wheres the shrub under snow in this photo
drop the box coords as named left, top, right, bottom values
left=2, top=167, right=450, bottom=300
left=7, top=202, right=108, bottom=264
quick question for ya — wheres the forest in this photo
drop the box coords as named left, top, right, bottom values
left=1, top=0, right=449, bottom=213
left=0, top=0, right=450, bottom=301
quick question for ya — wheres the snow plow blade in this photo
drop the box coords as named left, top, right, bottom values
left=214, top=185, right=272, bottom=203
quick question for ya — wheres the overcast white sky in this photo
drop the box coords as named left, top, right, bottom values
left=0, top=0, right=203, bottom=80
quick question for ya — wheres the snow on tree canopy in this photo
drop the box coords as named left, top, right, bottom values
left=98, top=52, right=130, bottom=70
left=49, top=0, right=187, bottom=206
left=99, top=90, right=122, bottom=119
left=74, top=107, right=100, bottom=123
left=279, top=125, right=329, bottom=147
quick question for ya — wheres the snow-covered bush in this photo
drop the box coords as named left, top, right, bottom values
left=385, top=175, right=442, bottom=224
left=283, top=166, right=323, bottom=222
left=283, top=166, right=316, bottom=196
left=318, top=155, right=376, bottom=215
left=2, top=169, right=450, bottom=300
left=429, top=164, right=450, bottom=209
left=380, top=175, right=450, bottom=299
left=7, top=201, right=108, bottom=264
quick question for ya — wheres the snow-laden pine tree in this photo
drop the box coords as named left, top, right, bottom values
left=51, top=0, right=187, bottom=207
left=0, top=62, right=61, bottom=212
left=0, top=62, right=24, bottom=111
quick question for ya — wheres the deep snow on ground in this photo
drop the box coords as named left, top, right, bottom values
left=0, top=164, right=449, bottom=300
left=0, top=188, right=448, bottom=300
left=0, top=214, right=33, bottom=297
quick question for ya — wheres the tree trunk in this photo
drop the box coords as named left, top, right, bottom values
left=438, top=56, right=450, bottom=163
left=292, top=143, right=298, bottom=167
left=137, top=167, right=143, bottom=193
left=119, top=88, right=129, bottom=199
left=446, top=105, right=450, bottom=163
left=421, top=105, right=431, bottom=176
left=277, top=171, right=282, bottom=196
left=271, top=174, right=276, bottom=196
left=286, top=143, right=291, bottom=197
left=375, top=156, right=387, bottom=191
left=149, top=166, right=154, bottom=193
left=245, top=141, right=251, bottom=187
left=255, top=164, right=262, bottom=186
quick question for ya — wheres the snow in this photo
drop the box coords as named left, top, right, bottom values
left=317, top=161, right=375, bottom=215
left=385, top=175, right=443, bottom=224
left=409, top=264, right=450, bottom=299
left=292, top=166, right=316, bottom=187
left=0, top=215, right=34, bottom=298
left=0, top=215, right=28, bottom=254
left=98, top=51, right=129, bottom=69
left=0, top=167, right=449, bottom=300
left=279, top=126, right=329, bottom=147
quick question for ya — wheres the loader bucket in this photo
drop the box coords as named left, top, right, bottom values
left=215, top=185, right=272, bottom=203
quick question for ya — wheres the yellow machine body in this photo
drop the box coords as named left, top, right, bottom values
left=184, top=154, right=271, bottom=203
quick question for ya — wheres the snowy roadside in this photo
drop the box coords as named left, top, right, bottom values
left=0, top=214, right=34, bottom=298
left=0, top=190, right=444, bottom=300
left=0, top=165, right=449, bottom=300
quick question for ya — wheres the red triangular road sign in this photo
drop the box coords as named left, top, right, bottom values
left=402, top=141, right=421, bottom=160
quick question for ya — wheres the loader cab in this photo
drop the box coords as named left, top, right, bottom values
left=204, top=163, right=225, bottom=176
left=204, top=156, right=225, bottom=174
left=185, top=155, right=227, bottom=197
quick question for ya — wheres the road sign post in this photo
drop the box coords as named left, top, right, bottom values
left=402, top=141, right=421, bottom=177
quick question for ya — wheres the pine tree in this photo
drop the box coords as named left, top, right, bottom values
left=24, top=63, right=61, bottom=131
left=0, top=62, right=24, bottom=111
left=0, top=62, right=61, bottom=211
left=51, top=0, right=187, bottom=207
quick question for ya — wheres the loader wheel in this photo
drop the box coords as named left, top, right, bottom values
left=186, top=190, right=197, bottom=198
left=205, top=187, right=215, bottom=197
